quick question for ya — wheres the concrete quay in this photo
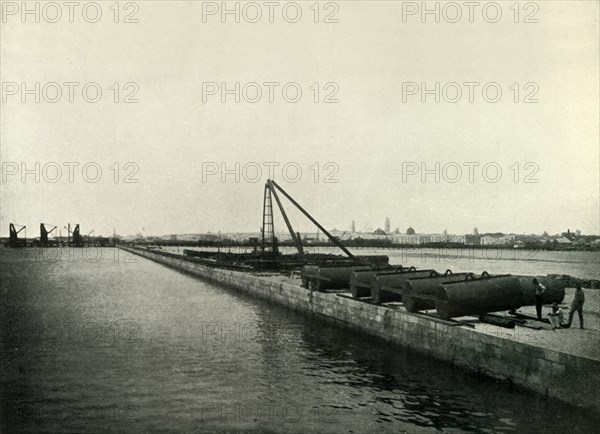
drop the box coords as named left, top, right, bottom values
left=120, top=246, right=600, bottom=413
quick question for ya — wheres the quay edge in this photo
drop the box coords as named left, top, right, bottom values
left=120, top=246, right=600, bottom=413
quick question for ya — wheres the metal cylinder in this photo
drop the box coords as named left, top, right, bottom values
left=401, top=295, right=432, bottom=313
left=402, top=270, right=473, bottom=312
left=349, top=266, right=405, bottom=298
left=404, top=271, right=474, bottom=296
left=516, top=275, right=567, bottom=305
left=300, top=265, right=318, bottom=288
left=354, top=255, right=390, bottom=267
left=370, top=269, right=438, bottom=304
left=436, top=274, right=522, bottom=320
left=301, top=264, right=371, bottom=292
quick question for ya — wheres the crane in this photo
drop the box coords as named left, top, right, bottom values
left=8, top=223, right=26, bottom=247
left=261, top=179, right=354, bottom=260
left=40, top=223, right=57, bottom=246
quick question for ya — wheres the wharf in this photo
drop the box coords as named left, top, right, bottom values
left=120, top=246, right=600, bottom=412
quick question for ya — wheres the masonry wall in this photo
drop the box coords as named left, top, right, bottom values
left=122, top=247, right=600, bottom=412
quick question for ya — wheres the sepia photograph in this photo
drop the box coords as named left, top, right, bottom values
left=1, top=1, right=599, bottom=432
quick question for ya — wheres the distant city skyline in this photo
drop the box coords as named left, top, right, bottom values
left=0, top=217, right=596, bottom=239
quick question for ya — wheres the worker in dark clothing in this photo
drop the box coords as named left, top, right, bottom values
left=533, top=278, right=546, bottom=320
left=567, top=284, right=585, bottom=329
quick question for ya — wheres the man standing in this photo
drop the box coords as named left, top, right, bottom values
left=567, top=284, right=585, bottom=329
left=533, top=278, right=546, bottom=320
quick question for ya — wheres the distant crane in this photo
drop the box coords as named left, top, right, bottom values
left=63, top=223, right=83, bottom=246
left=8, top=223, right=26, bottom=247
left=40, top=223, right=57, bottom=246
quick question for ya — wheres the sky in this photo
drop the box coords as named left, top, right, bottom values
left=1, top=0, right=599, bottom=238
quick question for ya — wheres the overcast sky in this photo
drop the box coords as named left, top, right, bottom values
left=1, top=1, right=598, bottom=237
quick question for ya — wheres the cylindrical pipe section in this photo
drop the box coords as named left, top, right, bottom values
left=354, top=255, right=390, bottom=267
left=316, top=266, right=372, bottom=291
left=301, top=265, right=371, bottom=292
left=404, top=272, right=474, bottom=296
left=370, top=270, right=438, bottom=304
left=300, top=265, right=319, bottom=288
left=402, top=295, right=434, bottom=313
left=516, top=275, right=567, bottom=305
left=402, top=273, right=473, bottom=312
left=436, top=275, right=522, bottom=320
left=349, top=266, right=403, bottom=298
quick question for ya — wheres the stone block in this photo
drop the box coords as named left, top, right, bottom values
left=552, top=362, right=566, bottom=375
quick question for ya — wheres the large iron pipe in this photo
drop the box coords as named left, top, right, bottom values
left=300, top=265, right=319, bottom=288
left=349, top=266, right=406, bottom=298
left=404, top=271, right=474, bottom=296
left=370, top=270, right=438, bottom=304
left=354, top=255, right=390, bottom=267
left=301, top=265, right=371, bottom=292
left=436, top=275, right=522, bottom=320
left=516, top=275, right=567, bottom=305
left=402, top=271, right=474, bottom=313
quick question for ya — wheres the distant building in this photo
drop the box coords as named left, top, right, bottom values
left=406, top=227, right=415, bottom=235
left=553, top=237, right=572, bottom=244
left=430, top=234, right=448, bottom=243
left=419, top=235, right=432, bottom=244
left=480, top=235, right=516, bottom=245
left=465, top=234, right=481, bottom=245
left=513, top=240, right=525, bottom=248
left=448, top=234, right=467, bottom=244
left=393, top=234, right=421, bottom=245
left=358, top=231, right=390, bottom=241
left=384, top=217, right=391, bottom=234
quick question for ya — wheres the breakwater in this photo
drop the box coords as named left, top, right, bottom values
left=121, top=246, right=600, bottom=413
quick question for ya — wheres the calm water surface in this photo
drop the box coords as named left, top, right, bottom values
left=1, top=247, right=598, bottom=433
